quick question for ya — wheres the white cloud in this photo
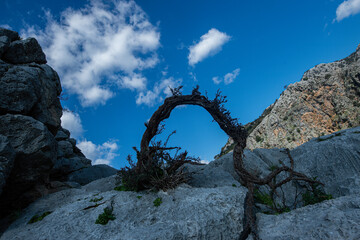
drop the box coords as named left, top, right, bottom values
left=61, top=109, right=119, bottom=166
left=0, top=24, right=12, bottom=30
left=136, top=77, right=182, bottom=106
left=22, top=0, right=160, bottom=106
left=61, top=110, right=84, bottom=138
left=336, top=0, right=360, bottom=21
left=188, top=28, right=230, bottom=66
left=212, top=68, right=240, bottom=85
left=212, top=76, right=222, bottom=85
left=77, top=139, right=119, bottom=165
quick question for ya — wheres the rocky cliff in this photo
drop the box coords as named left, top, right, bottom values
left=0, top=28, right=117, bottom=226
left=219, top=43, right=360, bottom=156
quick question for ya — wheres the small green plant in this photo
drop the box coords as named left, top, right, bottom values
left=153, top=197, right=162, bottom=207
left=254, top=189, right=273, bottom=207
left=232, top=184, right=237, bottom=187
left=28, top=211, right=52, bottom=224
left=297, top=128, right=300, bottom=133
left=268, top=165, right=278, bottom=171
left=114, top=185, right=131, bottom=191
left=90, top=197, right=103, bottom=202
left=95, top=207, right=116, bottom=225
left=302, top=179, right=333, bottom=206
left=255, top=136, right=263, bottom=143
left=136, top=196, right=142, bottom=199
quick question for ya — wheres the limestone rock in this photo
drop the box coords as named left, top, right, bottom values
left=66, top=165, right=117, bottom=185
left=0, top=28, right=20, bottom=42
left=2, top=38, right=46, bottom=64
left=0, top=36, right=10, bottom=57
left=1, top=176, right=246, bottom=240
left=219, top=43, right=360, bottom=155
left=0, top=135, right=15, bottom=196
left=0, top=114, right=57, bottom=215
left=255, top=194, right=360, bottom=240
left=0, top=62, right=62, bottom=132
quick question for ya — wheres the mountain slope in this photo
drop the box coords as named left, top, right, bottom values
left=219, top=43, right=360, bottom=155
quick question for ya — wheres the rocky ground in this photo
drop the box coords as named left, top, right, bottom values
left=1, top=126, right=360, bottom=240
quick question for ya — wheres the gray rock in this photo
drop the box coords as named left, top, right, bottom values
left=291, top=126, right=360, bottom=198
left=57, top=140, right=74, bottom=158
left=0, top=135, right=15, bottom=196
left=0, top=28, right=20, bottom=42
left=255, top=194, right=360, bottom=240
left=0, top=36, right=10, bottom=57
left=1, top=176, right=246, bottom=240
left=182, top=162, right=240, bottom=188
left=0, top=114, right=57, bottom=214
left=2, top=38, right=46, bottom=64
left=0, top=62, right=62, bottom=131
left=216, top=127, right=360, bottom=203
left=55, top=128, right=70, bottom=141
left=67, top=164, right=117, bottom=185
left=52, top=156, right=91, bottom=177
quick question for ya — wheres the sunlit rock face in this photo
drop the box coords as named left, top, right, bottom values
left=219, top=43, right=360, bottom=156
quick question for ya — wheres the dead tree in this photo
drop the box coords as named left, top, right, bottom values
left=124, top=86, right=323, bottom=240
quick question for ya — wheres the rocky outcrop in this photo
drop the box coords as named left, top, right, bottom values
left=219, top=43, right=360, bottom=156
left=2, top=126, right=360, bottom=239
left=0, top=28, right=117, bottom=221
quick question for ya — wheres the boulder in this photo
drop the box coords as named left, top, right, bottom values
left=0, top=114, right=57, bottom=215
left=0, top=135, right=15, bottom=196
left=2, top=38, right=46, bottom=64
left=0, top=36, right=10, bottom=57
left=0, top=62, right=62, bottom=132
left=66, top=165, right=117, bottom=185
left=1, top=176, right=246, bottom=240
left=0, top=28, right=20, bottom=42
left=255, top=194, right=360, bottom=240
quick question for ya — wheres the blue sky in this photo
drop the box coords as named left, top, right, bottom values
left=1, top=0, right=360, bottom=168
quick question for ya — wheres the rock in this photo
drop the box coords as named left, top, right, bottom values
left=0, top=135, right=15, bottom=196
left=0, top=36, right=10, bottom=57
left=2, top=38, right=46, bottom=64
left=255, top=194, right=360, bottom=240
left=67, top=164, right=117, bottom=185
left=57, top=140, right=74, bottom=158
left=219, top=42, right=360, bottom=155
left=1, top=176, right=246, bottom=240
left=55, top=128, right=70, bottom=141
left=182, top=162, right=240, bottom=188
left=0, top=62, right=62, bottom=132
left=0, top=114, right=57, bottom=215
left=291, top=126, right=360, bottom=198
left=0, top=28, right=20, bottom=42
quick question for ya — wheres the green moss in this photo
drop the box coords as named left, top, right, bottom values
left=136, top=196, right=142, bottom=199
left=302, top=180, right=333, bottom=206
left=254, top=190, right=273, bottom=207
left=153, top=197, right=162, bottom=207
left=232, top=184, right=237, bottom=187
left=90, top=197, right=103, bottom=203
left=268, top=165, right=278, bottom=171
left=95, top=207, right=116, bottom=225
left=114, top=185, right=131, bottom=191
left=28, top=211, right=52, bottom=224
